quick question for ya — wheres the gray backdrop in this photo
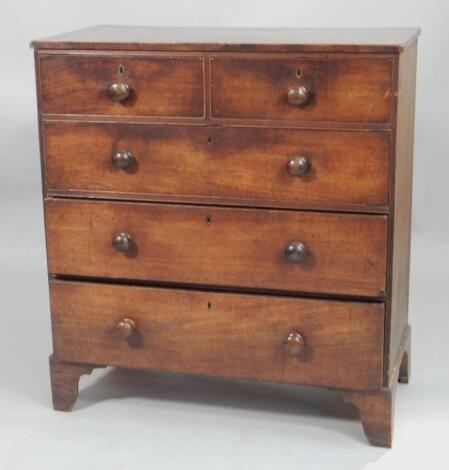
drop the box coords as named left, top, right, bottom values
left=1, top=1, right=448, bottom=468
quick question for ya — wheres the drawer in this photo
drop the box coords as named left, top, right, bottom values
left=50, top=280, right=385, bottom=391
left=45, top=200, right=387, bottom=297
left=38, top=53, right=205, bottom=117
left=211, top=56, right=393, bottom=124
left=44, top=122, right=390, bottom=211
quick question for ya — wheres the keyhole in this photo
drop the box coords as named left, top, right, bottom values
left=119, top=64, right=125, bottom=75
left=205, top=215, right=212, bottom=224
left=207, top=302, right=212, bottom=310
left=208, top=136, right=213, bottom=144
left=296, top=67, right=301, bottom=78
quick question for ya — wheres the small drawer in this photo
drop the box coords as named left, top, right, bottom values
left=210, top=56, right=393, bottom=124
left=43, top=122, right=390, bottom=211
left=50, top=280, right=385, bottom=391
left=44, top=199, right=387, bottom=297
left=38, top=53, right=205, bottom=117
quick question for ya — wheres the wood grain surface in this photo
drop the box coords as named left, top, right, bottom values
left=31, top=26, right=420, bottom=54
left=386, top=41, right=418, bottom=382
left=50, top=280, right=385, bottom=391
left=43, top=122, right=390, bottom=211
left=210, top=57, right=394, bottom=124
left=31, top=27, right=419, bottom=446
left=44, top=199, right=388, bottom=297
left=38, top=53, right=205, bottom=117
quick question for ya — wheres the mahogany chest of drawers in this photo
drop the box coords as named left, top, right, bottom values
left=32, top=26, right=419, bottom=447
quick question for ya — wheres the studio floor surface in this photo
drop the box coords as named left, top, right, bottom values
left=1, top=188, right=448, bottom=470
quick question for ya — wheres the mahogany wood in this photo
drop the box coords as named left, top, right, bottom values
left=342, top=324, right=411, bottom=447
left=44, top=199, right=388, bottom=297
left=31, top=27, right=419, bottom=447
left=38, top=53, right=205, bottom=117
left=210, top=56, right=394, bottom=124
left=385, top=41, right=418, bottom=384
left=50, top=280, right=384, bottom=391
left=43, top=121, right=390, bottom=210
left=30, top=26, right=420, bottom=54
left=49, top=354, right=98, bottom=411
left=342, top=386, right=394, bottom=447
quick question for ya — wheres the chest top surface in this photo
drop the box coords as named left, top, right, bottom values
left=31, top=25, right=420, bottom=53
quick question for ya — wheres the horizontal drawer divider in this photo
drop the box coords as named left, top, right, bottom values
left=41, top=113, right=394, bottom=131
left=50, top=274, right=387, bottom=303
left=45, top=195, right=390, bottom=216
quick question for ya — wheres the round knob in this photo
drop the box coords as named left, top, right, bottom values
left=287, top=80, right=312, bottom=106
left=283, top=332, right=305, bottom=355
left=112, top=232, right=133, bottom=253
left=112, top=150, right=134, bottom=169
left=115, top=318, right=136, bottom=340
left=287, top=156, right=310, bottom=176
left=107, top=82, right=130, bottom=102
left=284, top=242, right=307, bottom=263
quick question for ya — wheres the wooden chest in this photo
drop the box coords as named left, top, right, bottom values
left=32, top=26, right=419, bottom=447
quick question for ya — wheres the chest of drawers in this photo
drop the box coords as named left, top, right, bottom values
left=32, top=26, right=419, bottom=447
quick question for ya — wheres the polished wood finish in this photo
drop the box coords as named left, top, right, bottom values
left=283, top=332, right=306, bottom=356
left=342, top=386, right=394, bottom=447
left=112, top=232, right=134, bottom=254
left=386, top=41, right=418, bottom=383
left=43, top=122, right=390, bottom=211
left=50, top=280, right=385, bottom=391
left=32, top=27, right=418, bottom=447
left=284, top=241, right=307, bottom=264
left=342, top=324, right=411, bottom=447
left=31, top=26, right=420, bottom=54
left=287, top=79, right=312, bottom=106
left=115, top=318, right=136, bottom=340
left=44, top=199, right=388, bottom=297
left=49, top=354, right=97, bottom=411
left=38, top=53, right=205, bottom=117
left=111, top=149, right=134, bottom=169
left=287, top=155, right=310, bottom=177
left=210, top=57, right=393, bottom=124
left=107, top=81, right=131, bottom=102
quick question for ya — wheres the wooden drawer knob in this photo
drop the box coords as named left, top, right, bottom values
left=115, top=318, right=136, bottom=340
left=112, top=150, right=134, bottom=169
left=284, top=241, right=307, bottom=263
left=112, top=232, right=134, bottom=253
left=283, top=332, right=305, bottom=355
left=287, top=156, right=310, bottom=176
left=107, top=82, right=130, bottom=102
left=287, top=80, right=312, bottom=106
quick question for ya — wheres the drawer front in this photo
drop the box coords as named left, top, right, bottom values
left=38, top=54, right=204, bottom=117
left=211, top=57, right=393, bottom=124
left=45, top=200, right=387, bottom=297
left=50, top=280, right=385, bottom=391
left=44, top=122, right=390, bottom=210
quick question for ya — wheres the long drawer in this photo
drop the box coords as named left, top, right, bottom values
left=45, top=199, right=387, bottom=297
left=210, top=56, right=394, bottom=124
left=43, top=122, right=390, bottom=211
left=50, top=280, right=385, bottom=391
left=38, top=53, right=205, bottom=117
